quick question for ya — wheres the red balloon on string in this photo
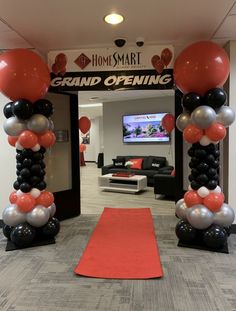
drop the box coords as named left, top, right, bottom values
left=0, top=49, right=50, bottom=102
left=8, top=136, right=18, bottom=147
left=184, top=190, right=203, bottom=207
left=205, top=123, right=226, bottom=141
left=151, top=55, right=160, bottom=68
left=52, top=63, right=60, bottom=75
left=18, top=130, right=38, bottom=149
left=161, top=48, right=173, bottom=67
left=174, top=41, right=230, bottom=95
left=162, top=114, right=175, bottom=133
left=79, top=116, right=91, bottom=134
left=183, top=124, right=204, bottom=143
left=80, top=144, right=86, bottom=152
left=55, top=53, right=67, bottom=67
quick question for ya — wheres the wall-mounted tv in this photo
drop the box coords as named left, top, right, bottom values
left=122, top=113, right=170, bottom=143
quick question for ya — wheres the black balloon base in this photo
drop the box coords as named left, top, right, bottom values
left=177, top=239, right=229, bottom=254
left=5, top=235, right=55, bottom=251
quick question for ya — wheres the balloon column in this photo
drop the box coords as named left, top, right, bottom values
left=174, top=41, right=235, bottom=251
left=0, top=49, right=60, bottom=248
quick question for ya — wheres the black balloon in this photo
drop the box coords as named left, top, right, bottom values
left=33, top=152, right=43, bottom=161
left=3, top=102, right=14, bottom=118
left=196, top=174, right=208, bottom=185
left=30, top=176, right=41, bottom=186
left=16, top=153, right=24, bottom=162
left=194, top=149, right=207, bottom=159
left=20, top=168, right=31, bottom=179
left=17, top=176, right=24, bottom=183
left=191, top=157, right=199, bottom=165
left=214, top=150, right=220, bottom=158
left=3, top=224, right=14, bottom=240
left=16, top=163, right=23, bottom=170
left=31, top=164, right=42, bottom=175
left=205, top=88, right=227, bottom=109
left=188, top=147, right=195, bottom=157
left=182, top=92, right=202, bottom=112
left=207, top=168, right=217, bottom=178
left=41, top=218, right=60, bottom=238
left=39, top=147, right=46, bottom=154
left=205, top=154, right=215, bottom=165
left=191, top=168, right=199, bottom=177
left=224, top=226, right=231, bottom=236
left=36, top=181, right=47, bottom=190
left=16, top=170, right=20, bottom=176
left=211, top=160, right=219, bottom=169
left=10, top=223, right=36, bottom=247
left=34, top=99, right=53, bottom=117
left=12, top=99, right=33, bottom=120
left=23, top=158, right=33, bottom=168
left=197, top=162, right=209, bottom=173
left=13, top=181, right=20, bottom=190
left=20, top=182, right=32, bottom=193
left=203, top=225, right=227, bottom=249
left=207, top=180, right=218, bottom=190
left=22, top=149, right=34, bottom=158
left=175, top=220, right=197, bottom=242
left=191, top=180, right=201, bottom=190
left=188, top=174, right=194, bottom=182
left=38, top=161, right=46, bottom=169
left=189, top=161, right=195, bottom=169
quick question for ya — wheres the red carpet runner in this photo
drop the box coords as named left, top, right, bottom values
left=74, top=208, right=163, bottom=279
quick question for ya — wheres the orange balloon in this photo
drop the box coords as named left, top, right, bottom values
left=17, top=194, right=36, bottom=213
left=80, top=144, right=86, bottom=152
left=0, top=49, right=50, bottom=102
left=183, top=124, right=204, bottom=143
left=205, top=123, right=226, bottom=141
left=162, top=113, right=175, bottom=133
left=36, top=191, right=54, bottom=207
left=174, top=41, right=230, bottom=95
left=38, top=130, right=56, bottom=148
left=161, top=48, right=173, bottom=67
left=18, top=130, right=38, bottom=148
left=79, top=116, right=91, bottom=134
left=184, top=190, right=203, bottom=207
left=203, top=192, right=224, bottom=212
left=9, top=191, right=17, bottom=204
left=55, top=53, right=67, bottom=67
left=8, top=136, right=18, bottom=147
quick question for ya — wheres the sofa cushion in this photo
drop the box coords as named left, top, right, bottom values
left=150, top=159, right=162, bottom=170
left=146, top=156, right=166, bottom=169
left=129, top=158, right=143, bottom=169
left=112, top=158, right=125, bottom=168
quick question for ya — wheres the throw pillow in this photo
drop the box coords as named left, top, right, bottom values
left=171, top=169, right=176, bottom=176
left=112, top=158, right=125, bottom=168
left=151, top=159, right=162, bottom=170
left=129, top=158, right=143, bottom=170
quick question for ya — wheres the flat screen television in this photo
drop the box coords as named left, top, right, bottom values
left=122, top=113, right=170, bottom=143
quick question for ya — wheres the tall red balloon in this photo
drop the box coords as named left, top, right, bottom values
left=162, top=114, right=174, bottom=133
left=174, top=41, right=230, bottom=96
left=80, top=144, right=86, bottom=152
left=0, top=49, right=50, bottom=102
left=79, top=116, right=91, bottom=134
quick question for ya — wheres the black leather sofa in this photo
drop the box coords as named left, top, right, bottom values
left=101, top=155, right=173, bottom=186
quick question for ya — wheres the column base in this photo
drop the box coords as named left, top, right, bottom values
left=177, top=239, right=229, bottom=254
left=5, top=236, right=55, bottom=251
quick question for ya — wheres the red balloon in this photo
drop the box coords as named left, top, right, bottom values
left=161, top=48, right=173, bottom=67
left=17, top=194, right=36, bottom=213
left=154, top=59, right=165, bottom=74
left=18, top=130, right=38, bottom=149
left=80, top=144, right=86, bottom=152
left=52, top=63, right=60, bottom=75
left=38, top=130, right=56, bottom=148
left=8, top=136, right=18, bottom=147
left=9, top=191, right=17, bottom=204
left=203, top=192, right=224, bottom=212
left=162, top=114, right=174, bottom=133
left=0, top=49, right=50, bottom=102
left=184, top=190, right=203, bottom=207
left=151, top=55, right=160, bottom=68
left=36, top=191, right=54, bottom=207
left=174, top=41, right=230, bottom=95
left=79, top=116, right=91, bottom=134
left=183, top=124, right=204, bottom=143
left=205, top=123, right=226, bottom=141
left=55, top=53, right=67, bottom=67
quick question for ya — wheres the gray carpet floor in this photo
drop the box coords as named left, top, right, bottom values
left=0, top=213, right=236, bottom=311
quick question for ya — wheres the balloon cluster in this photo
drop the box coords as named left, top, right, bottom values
left=151, top=48, right=173, bottom=74
left=51, top=53, right=67, bottom=76
left=2, top=99, right=59, bottom=247
left=174, top=41, right=235, bottom=250
left=78, top=116, right=91, bottom=153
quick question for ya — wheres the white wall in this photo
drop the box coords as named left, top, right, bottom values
left=0, top=94, right=16, bottom=216
left=103, top=96, right=175, bottom=165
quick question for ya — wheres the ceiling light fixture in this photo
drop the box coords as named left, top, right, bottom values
left=79, top=103, right=103, bottom=108
left=104, top=13, right=124, bottom=25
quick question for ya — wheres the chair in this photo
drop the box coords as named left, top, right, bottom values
left=154, top=174, right=175, bottom=199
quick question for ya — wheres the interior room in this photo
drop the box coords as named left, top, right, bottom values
left=0, top=1, right=235, bottom=311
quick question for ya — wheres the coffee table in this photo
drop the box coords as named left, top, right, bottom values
left=98, top=173, right=147, bottom=193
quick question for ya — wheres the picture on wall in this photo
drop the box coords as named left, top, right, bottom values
left=81, top=132, right=90, bottom=144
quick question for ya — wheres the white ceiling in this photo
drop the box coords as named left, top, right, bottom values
left=0, top=0, right=236, bottom=117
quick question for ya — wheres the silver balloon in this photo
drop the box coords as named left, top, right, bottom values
left=3, top=117, right=27, bottom=136
left=216, top=106, right=235, bottom=127
left=27, top=114, right=50, bottom=133
left=187, top=204, right=214, bottom=229
left=191, top=106, right=216, bottom=129
left=2, top=204, right=26, bottom=227
left=176, top=112, right=191, bottom=132
left=175, top=199, right=188, bottom=220
left=48, top=118, right=54, bottom=131
left=48, top=203, right=56, bottom=217
left=213, top=203, right=235, bottom=227
left=26, top=205, right=50, bottom=227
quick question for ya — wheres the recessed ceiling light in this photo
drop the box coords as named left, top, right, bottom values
left=104, top=13, right=124, bottom=25
left=80, top=103, right=103, bottom=107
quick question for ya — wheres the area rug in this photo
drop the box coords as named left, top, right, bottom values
left=74, top=207, right=163, bottom=279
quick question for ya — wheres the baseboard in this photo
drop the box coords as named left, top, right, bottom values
left=85, top=161, right=96, bottom=163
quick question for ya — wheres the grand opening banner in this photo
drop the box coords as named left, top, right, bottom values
left=48, top=46, right=174, bottom=91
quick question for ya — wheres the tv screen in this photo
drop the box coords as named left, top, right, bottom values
left=123, top=113, right=170, bottom=143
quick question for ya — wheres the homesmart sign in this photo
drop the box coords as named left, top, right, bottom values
left=48, top=45, right=174, bottom=91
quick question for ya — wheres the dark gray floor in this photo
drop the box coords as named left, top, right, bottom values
left=0, top=214, right=235, bottom=311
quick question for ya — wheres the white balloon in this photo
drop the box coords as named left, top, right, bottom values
left=15, top=141, right=23, bottom=150
left=80, top=136, right=83, bottom=144
left=211, top=185, right=221, bottom=194
left=30, top=188, right=41, bottom=198
left=197, top=186, right=210, bottom=198
left=2, top=204, right=26, bottom=227
left=32, top=144, right=41, bottom=152
left=188, top=185, right=193, bottom=191
left=16, top=190, right=23, bottom=197
left=199, top=135, right=211, bottom=146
